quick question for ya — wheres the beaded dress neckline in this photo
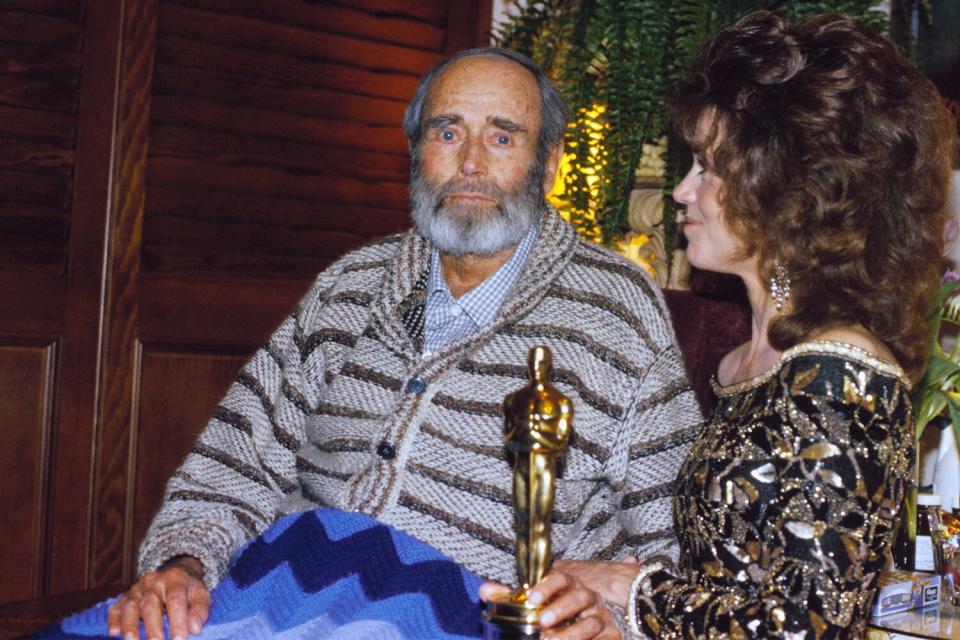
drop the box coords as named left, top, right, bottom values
left=710, top=339, right=911, bottom=398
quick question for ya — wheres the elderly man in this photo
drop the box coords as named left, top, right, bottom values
left=109, top=48, right=701, bottom=639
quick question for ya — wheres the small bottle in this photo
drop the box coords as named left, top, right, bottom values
left=914, top=493, right=942, bottom=572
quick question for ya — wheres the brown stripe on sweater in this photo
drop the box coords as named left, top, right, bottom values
left=233, top=509, right=260, bottom=537
left=281, top=379, right=311, bottom=414
left=593, top=528, right=627, bottom=561
left=313, top=401, right=384, bottom=420
left=431, top=393, right=502, bottom=417
left=454, top=359, right=623, bottom=419
left=568, top=430, right=611, bottom=462
left=296, top=455, right=353, bottom=481
left=262, top=340, right=285, bottom=370
left=620, top=482, right=674, bottom=510
left=340, top=361, right=403, bottom=392
left=420, top=423, right=506, bottom=459
left=570, top=252, right=661, bottom=310
left=551, top=368, right=624, bottom=419
left=343, top=258, right=390, bottom=273
left=330, top=290, right=374, bottom=307
left=301, top=328, right=358, bottom=360
left=497, top=324, right=645, bottom=380
left=547, top=285, right=655, bottom=350
left=263, top=463, right=299, bottom=493
left=168, top=489, right=270, bottom=522
left=409, top=463, right=587, bottom=525
left=237, top=369, right=273, bottom=413
left=629, top=424, right=701, bottom=461
left=398, top=492, right=514, bottom=552
left=212, top=406, right=252, bottom=435
left=625, top=528, right=673, bottom=548
left=632, top=376, right=693, bottom=414
left=408, top=462, right=512, bottom=505
left=191, top=442, right=273, bottom=489
left=312, top=437, right=373, bottom=454
left=583, top=509, right=616, bottom=532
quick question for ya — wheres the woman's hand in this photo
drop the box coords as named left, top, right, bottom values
left=552, top=558, right=640, bottom=608
left=479, top=570, right=620, bottom=640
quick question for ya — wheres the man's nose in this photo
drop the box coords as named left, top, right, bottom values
left=458, top=136, right=487, bottom=176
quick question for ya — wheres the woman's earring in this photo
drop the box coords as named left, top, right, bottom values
left=770, top=262, right=791, bottom=311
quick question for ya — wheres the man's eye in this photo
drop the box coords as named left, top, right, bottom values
left=440, top=130, right=455, bottom=141
left=496, top=134, right=511, bottom=145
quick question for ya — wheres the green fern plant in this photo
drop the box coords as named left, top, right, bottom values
left=496, top=0, right=888, bottom=263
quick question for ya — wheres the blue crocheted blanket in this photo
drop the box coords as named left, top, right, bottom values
left=40, top=508, right=486, bottom=639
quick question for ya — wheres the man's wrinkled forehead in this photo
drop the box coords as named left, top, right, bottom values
left=421, top=55, right=542, bottom=130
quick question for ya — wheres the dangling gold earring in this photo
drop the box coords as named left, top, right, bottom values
left=770, top=261, right=791, bottom=312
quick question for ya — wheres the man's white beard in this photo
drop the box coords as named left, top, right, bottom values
left=410, top=165, right=542, bottom=257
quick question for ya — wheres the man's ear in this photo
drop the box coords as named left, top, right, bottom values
left=541, top=142, right=565, bottom=195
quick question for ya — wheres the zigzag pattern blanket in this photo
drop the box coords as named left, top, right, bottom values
left=41, top=509, right=486, bottom=639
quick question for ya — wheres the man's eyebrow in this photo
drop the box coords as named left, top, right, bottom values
left=490, top=117, right=526, bottom=132
left=424, top=114, right=461, bottom=128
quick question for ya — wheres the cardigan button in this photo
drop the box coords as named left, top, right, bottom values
left=376, top=442, right=396, bottom=460
left=406, top=378, right=427, bottom=394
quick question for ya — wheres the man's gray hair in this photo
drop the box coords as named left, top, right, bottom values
left=402, top=48, right=570, bottom=160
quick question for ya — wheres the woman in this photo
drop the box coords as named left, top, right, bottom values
left=485, top=10, right=956, bottom=639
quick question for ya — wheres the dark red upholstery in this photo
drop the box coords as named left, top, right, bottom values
left=663, top=289, right=751, bottom=416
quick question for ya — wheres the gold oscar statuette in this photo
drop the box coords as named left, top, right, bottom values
left=482, top=345, right=572, bottom=640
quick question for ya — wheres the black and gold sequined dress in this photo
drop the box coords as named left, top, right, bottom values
left=631, top=342, right=914, bottom=639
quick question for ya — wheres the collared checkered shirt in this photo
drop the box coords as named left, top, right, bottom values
left=422, top=223, right=539, bottom=356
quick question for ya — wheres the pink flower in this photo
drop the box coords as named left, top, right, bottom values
left=943, top=270, right=960, bottom=283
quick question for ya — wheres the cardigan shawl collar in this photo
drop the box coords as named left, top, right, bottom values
left=369, top=204, right=580, bottom=365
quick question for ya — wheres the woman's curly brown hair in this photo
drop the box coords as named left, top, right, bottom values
left=669, top=10, right=956, bottom=380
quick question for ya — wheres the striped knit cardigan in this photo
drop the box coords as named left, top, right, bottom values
left=138, top=206, right=703, bottom=590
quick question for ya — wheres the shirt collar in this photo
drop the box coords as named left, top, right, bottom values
left=426, top=222, right=539, bottom=327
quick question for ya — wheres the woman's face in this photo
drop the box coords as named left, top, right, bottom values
left=672, top=117, right=749, bottom=276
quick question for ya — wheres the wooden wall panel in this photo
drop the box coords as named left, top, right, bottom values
left=0, top=0, right=492, bottom=617
left=0, top=2, right=84, bottom=274
left=0, top=339, right=56, bottom=603
left=130, top=345, right=247, bottom=561
left=88, top=0, right=157, bottom=588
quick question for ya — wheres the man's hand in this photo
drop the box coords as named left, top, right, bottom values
left=107, top=556, right=210, bottom=640
left=479, top=571, right=620, bottom=640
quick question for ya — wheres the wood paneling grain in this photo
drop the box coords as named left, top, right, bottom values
left=146, top=157, right=409, bottom=209
left=131, top=345, right=247, bottom=567
left=0, top=0, right=85, bottom=22
left=155, top=35, right=422, bottom=101
left=0, top=43, right=82, bottom=112
left=0, top=339, right=56, bottom=603
left=45, top=0, right=117, bottom=594
left=159, top=4, right=442, bottom=75
left=0, top=104, right=76, bottom=145
left=0, top=10, right=83, bottom=51
left=138, top=276, right=312, bottom=347
left=168, top=0, right=445, bottom=50
left=88, top=0, right=156, bottom=588
left=0, top=169, right=70, bottom=209
left=0, top=140, right=75, bottom=176
left=0, top=272, right=61, bottom=333
left=150, top=95, right=408, bottom=154
left=145, top=186, right=408, bottom=235
left=153, top=65, right=407, bottom=127
left=149, top=124, right=409, bottom=183
left=337, top=0, right=449, bottom=23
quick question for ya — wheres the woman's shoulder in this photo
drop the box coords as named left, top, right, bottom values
left=808, top=325, right=898, bottom=365
left=713, top=331, right=909, bottom=401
